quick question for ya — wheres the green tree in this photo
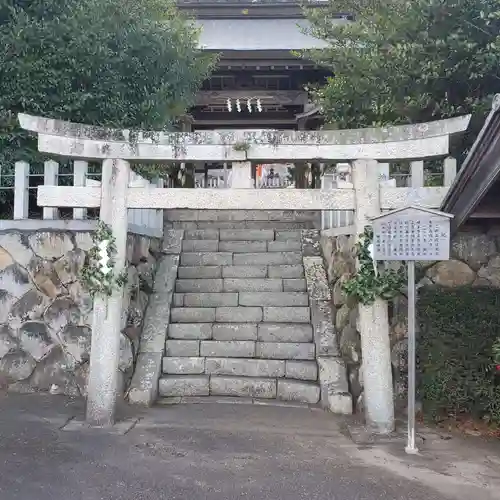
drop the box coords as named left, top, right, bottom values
left=302, top=0, right=500, bottom=152
left=0, top=0, right=216, bottom=167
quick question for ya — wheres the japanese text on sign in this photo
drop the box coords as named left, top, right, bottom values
left=372, top=216, right=450, bottom=261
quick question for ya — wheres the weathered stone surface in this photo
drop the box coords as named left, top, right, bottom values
left=181, top=253, right=233, bottom=266
left=200, top=340, right=255, bottom=357
left=0, top=233, right=34, bottom=267
left=136, top=257, right=157, bottom=293
left=210, top=376, right=276, bottom=398
left=219, top=229, right=274, bottom=241
left=58, top=324, right=91, bottom=363
left=74, top=361, right=89, bottom=397
left=128, top=352, right=163, bottom=405
left=165, top=340, right=200, bottom=357
left=0, top=264, right=32, bottom=299
left=168, top=323, right=213, bottom=340
left=234, top=252, right=302, bottom=266
left=183, top=293, right=238, bottom=308
left=29, top=232, right=74, bottom=260
left=182, top=240, right=219, bottom=252
left=277, top=380, right=319, bottom=404
left=285, top=360, right=318, bottom=381
left=173, top=292, right=184, bottom=307
left=152, top=255, right=178, bottom=293
left=317, top=357, right=349, bottom=398
left=0, top=291, right=17, bottom=324
left=263, top=307, right=310, bottom=323
left=29, top=258, right=64, bottom=298
left=282, top=279, right=307, bottom=292
left=178, top=266, right=222, bottom=279
left=477, top=255, right=500, bottom=287
left=66, top=282, right=93, bottom=326
left=139, top=291, right=171, bottom=351
left=224, top=278, right=282, bottom=292
left=163, top=357, right=205, bottom=375
left=324, top=392, right=353, bottom=414
left=240, top=292, right=308, bottom=307
left=17, top=321, right=54, bottom=361
left=216, top=307, right=263, bottom=323
left=303, top=256, right=331, bottom=301
left=119, top=334, right=134, bottom=372
left=219, top=241, right=267, bottom=253
left=221, top=266, right=267, bottom=278
left=184, top=229, right=219, bottom=240
left=340, top=325, right=360, bottom=364
left=8, top=289, right=51, bottom=329
left=176, top=279, right=223, bottom=293
left=427, top=260, right=475, bottom=287
left=74, top=232, right=93, bottom=252
left=268, top=240, right=302, bottom=252
left=300, top=229, right=321, bottom=257
left=267, top=265, right=304, bottom=278
left=206, top=358, right=285, bottom=377
left=171, top=307, right=216, bottom=323
left=257, top=324, right=313, bottom=343
left=53, top=249, right=85, bottom=284
left=275, top=230, right=301, bottom=241
left=335, top=304, right=351, bottom=331
left=256, top=342, right=315, bottom=360
left=451, top=233, right=497, bottom=271
left=159, top=375, right=209, bottom=397
left=44, top=298, right=81, bottom=333
left=311, top=299, right=338, bottom=357
left=162, top=229, right=184, bottom=254
left=0, top=248, right=13, bottom=271
left=0, top=350, right=36, bottom=381
left=332, top=274, right=351, bottom=306
left=28, top=346, right=79, bottom=395
left=0, top=326, right=17, bottom=358
left=212, top=323, right=257, bottom=341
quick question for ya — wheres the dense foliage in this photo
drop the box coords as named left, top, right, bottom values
left=0, top=0, right=216, bottom=167
left=418, top=286, right=500, bottom=424
left=302, top=0, right=500, bottom=151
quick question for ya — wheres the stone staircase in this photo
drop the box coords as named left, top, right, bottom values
left=158, top=228, right=320, bottom=404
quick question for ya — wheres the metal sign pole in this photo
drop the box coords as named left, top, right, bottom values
left=405, top=259, right=419, bottom=454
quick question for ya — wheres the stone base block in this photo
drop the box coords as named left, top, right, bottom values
left=159, top=375, right=209, bottom=397
left=277, top=380, right=320, bottom=404
left=205, top=358, right=285, bottom=378
left=162, top=357, right=205, bottom=375
left=285, top=360, right=318, bottom=381
left=127, top=353, right=163, bottom=406
left=324, top=393, right=353, bottom=415
left=210, top=376, right=277, bottom=398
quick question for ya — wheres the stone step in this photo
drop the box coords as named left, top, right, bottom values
left=178, top=266, right=222, bottom=279
left=175, top=279, right=223, bottom=293
left=257, top=324, right=313, bottom=343
left=182, top=240, right=219, bottom=252
left=159, top=375, right=209, bottom=397
left=205, top=357, right=285, bottom=377
left=239, top=292, right=308, bottom=307
left=212, top=323, right=258, bottom=341
left=285, top=361, right=318, bottom=381
left=183, top=293, right=238, bottom=308
left=215, top=307, right=263, bottom=323
left=283, top=279, right=307, bottom=291
left=256, top=342, right=315, bottom=360
left=219, top=229, right=275, bottom=241
left=168, top=323, right=213, bottom=340
left=171, top=308, right=216, bottom=323
left=267, top=265, right=304, bottom=278
left=210, top=376, right=277, bottom=399
left=221, top=266, right=267, bottom=278
left=184, top=229, right=220, bottom=240
left=233, top=252, right=302, bottom=266
left=223, top=278, right=283, bottom=292
left=180, top=252, right=233, bottom=266
left=218, top=240, right=267, bottom=253
left=267, top=240, right=302, bottom=252
left=263, top=307, right=310, bottom=323
left=200, top=340, right=256, bottom=358
left=277, top=379, right=320, bottom=404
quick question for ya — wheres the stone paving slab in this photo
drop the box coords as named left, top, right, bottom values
left=221, top=265, right=268, bottom=278
left=239, top=292, right=308, bottom=307
left=223, top=278, right=283, bottom=292
left=167, top=323, right=213, bottom=340
left=212, top=323, right=258, bottom=341
left=234, top=252, right=302, bottom=266
left=178, top=266, right=222, bottom=279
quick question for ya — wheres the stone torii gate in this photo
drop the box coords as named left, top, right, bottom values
left=19, top=113, right=469, bottom=431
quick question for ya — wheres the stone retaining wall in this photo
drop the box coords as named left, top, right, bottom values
left=0, top=230, right=161, bottom=396
left=320, top=226, right=500, bottom=413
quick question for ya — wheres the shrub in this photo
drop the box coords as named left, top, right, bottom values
left=417, top=286, right=500, bottom=424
